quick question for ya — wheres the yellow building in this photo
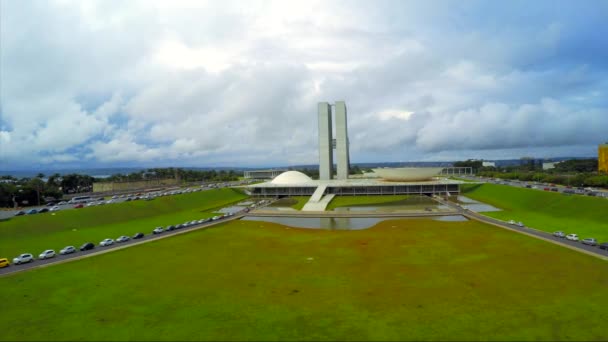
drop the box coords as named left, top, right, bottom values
left=599, top=143, right=608, bottom=173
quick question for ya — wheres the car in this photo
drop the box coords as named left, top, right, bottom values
left=38, top=249, right=56, bottom=260
left=106, top=199, right=114, bottom=204
left=508, top=220, right=516, bottom=225
left=49, top=206, right=61, bottom=212
left=125, top=197, right=132, bottom=202
left=132, top=232, right=144, bottom=239
left=111, top=195, right=118, bottom=199
left=543, top=187, right=550, bottom=191
left=60, top=246, right=76, bottom=255
left=14, top=210, right=26, bottom=216
left=190, top=220, right=197, bottom=225
left=566, top=234, right=579, bottom=241
left=13, top=253, right=34, bottom=265
left=46, top=202, right=56, bottom=207
left=116, top=235, right=130, bottom=243
left=0, top=258, right=10, bottom=268
left=517, top=221, right=524, bottom=227
left=587, top=192, right=597, bottom=197
left=197, top=219, right=205, bottom=224
left=581, top=238, right=597, bottom=246
left=57, top=201, right=67, bottom=205
left=38, top=208, right=49, bottom=213
left=212, top=216, right=220, bottom=221
left=152, top=227, right=164, bottom=234
left=74, top=203, right=84, bottom=209
left=26, top=209, right=38, bottom=215
left=80, top=242, right=95, bottom=251
left=99, top=238, right=114, bottom=247
left=553, top=231, right=565, bottom=238
left=165, top=225, right=176, bottom=232
left=599, top=242, right=608, bottom=250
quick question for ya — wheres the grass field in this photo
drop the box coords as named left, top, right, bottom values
left=462, top=183, right=608, bottom=241
left=1, top=218, right=607, bottom=341
left=268, top=196, right=310, bottom=210
left=0, top=188, right=248, bottom=259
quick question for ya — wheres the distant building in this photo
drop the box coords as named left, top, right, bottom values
left=599, top=143, right=608, bottom=173
left=482, top=161, right=495, bottom=167
left=542, top=162, right=558, bottom=170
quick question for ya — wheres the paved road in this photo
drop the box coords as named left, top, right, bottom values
left=0, top=206, right=262, bottom=277
left=0, top=181, right=250, bottom=220
left=434, top=196, right=608, bottom=260
left=459, top=175, right=608, bottom=198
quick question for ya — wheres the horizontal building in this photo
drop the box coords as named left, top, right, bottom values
left=243, top=169, right=287, bottom=180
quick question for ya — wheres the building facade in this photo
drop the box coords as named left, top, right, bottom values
left=599, top=144, right=608, bottom=173
left=318, top=101, right=350, bottom=180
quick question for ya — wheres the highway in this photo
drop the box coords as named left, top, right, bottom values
left=433, top=196, right=608, bottom=260
left=458, top=175, right=608, bottom=198
left=0, top=180, right=250, bottom=221
left=0, top=208, right=255, bottom=277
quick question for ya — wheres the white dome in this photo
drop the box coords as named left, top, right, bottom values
left=271, top=171, right=313, bottom=185
left=372, top=167, right=444, bottom=181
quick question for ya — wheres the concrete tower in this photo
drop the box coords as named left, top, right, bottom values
left=335, top=101, right=350, bottom=180
left=318, top=102, right=333, bottom=180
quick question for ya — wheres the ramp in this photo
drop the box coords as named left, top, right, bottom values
left=302, top=193, right=335, bottom=211
left=309, top=185, right=327, bottom=202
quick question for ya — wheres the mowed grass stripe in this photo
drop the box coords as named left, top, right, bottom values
left=0, top=188, right=248, bottom=258
left=462, top=183, right=608, bottom=241
left=0, top=218, right=607, bottom=341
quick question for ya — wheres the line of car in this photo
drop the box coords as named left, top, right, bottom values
left=551, top=231, right=608, bottom=249
left=0, top=212, right=236, bottom=269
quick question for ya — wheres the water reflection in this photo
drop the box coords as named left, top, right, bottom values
left=241, top=216, right=389, bottom=230
left=241, top=215, right=468, bottom=229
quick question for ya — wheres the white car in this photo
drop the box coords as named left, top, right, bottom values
left=152, top=227, right=164, bottom=234
left=13, top=253, right=34, bottom=264
left=58, top=201, right=67, bottom=205
left=517, top=221, right=524, bottom=227
left=111, top=195, right=118, bottom=199
left=508, top=220, right=516, bottom=225
left=60, top=246, right=76, bottom=255
left=49, top=206, right=61, bottom=212
left=116, top=235, right=130, bottom=243
left=39, top=249, right=56, bottom=260
left=106, top=199, right=114, bottom=204
left=99, top=238, right=114, bottom=247
left=566, top=234, right=579, bottom=241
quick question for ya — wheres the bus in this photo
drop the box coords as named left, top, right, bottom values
left=68, top=196, right=93, bottom=204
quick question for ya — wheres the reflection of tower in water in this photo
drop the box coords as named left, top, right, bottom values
left=319, top=217, right=353, bottom=230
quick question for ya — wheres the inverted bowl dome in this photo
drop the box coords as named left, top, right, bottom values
left=372, top=167, right=444, bottom=181
left=271, top=171, right=313, bottom=185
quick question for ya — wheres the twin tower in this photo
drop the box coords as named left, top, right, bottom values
left=318, top=101, right=350, bottom=180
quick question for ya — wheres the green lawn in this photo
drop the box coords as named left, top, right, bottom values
left=462, top=183, right=608, bottom=241
left=0, top=188, right=248, bottom=258
left=1, top=218, right=607, bottom=341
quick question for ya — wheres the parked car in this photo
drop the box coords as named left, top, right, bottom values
left=116, top=235, right=130, bottom=243
left=50, top=206, right=61, bottom=212
left=13, top=253, right=34, bottom=265
left=74, top=203, right=84, bottom=209
left=152, top=227, right=164, bottom=234
left=566, top=234, right=579, bottom=241
left=0, top=258, right=10, bottom=268
left=599, top=242, right=608, bottom=250
left=99, top=238, right=114, bottom=247
left=517, top=221, right=524, bottom=227
left=190, top=220, right=198, bottom=225
left=38, top=208, right=49, bottom=213
left=550, top=188, right=559, bottom=192
left=80, top=242, right=95, bottom=251
left=14, top=210, right=26, bottom=216
left=132, top=232, right=144, bottom=239
left=212, top=216, right=220, bottom=221
left=165, top=225, right=175, bottom=232
left=508, top=220, right=516, bottom=225
left=581, top=238, right=598, bottom=246
left=553, top=231, right=565, bottom=238
left=38, top=249, right=56, bottom=260
left=26, top=209, right=38, bottom=215
left=60, top=246, right=76, bottom=255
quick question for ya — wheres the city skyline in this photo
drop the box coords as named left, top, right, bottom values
left=1, top=1, right=607, bottom=169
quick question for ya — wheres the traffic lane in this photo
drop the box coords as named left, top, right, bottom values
left=0, top=184, right=244, bottom=220
left=0, top=212, right=248, bottom=276
left=438, top=198, right=608, bottom=258
left=465, top=209, right=608, bottom=257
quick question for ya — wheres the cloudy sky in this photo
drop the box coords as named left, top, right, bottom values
left=1, top=0, right=607, bottom=170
